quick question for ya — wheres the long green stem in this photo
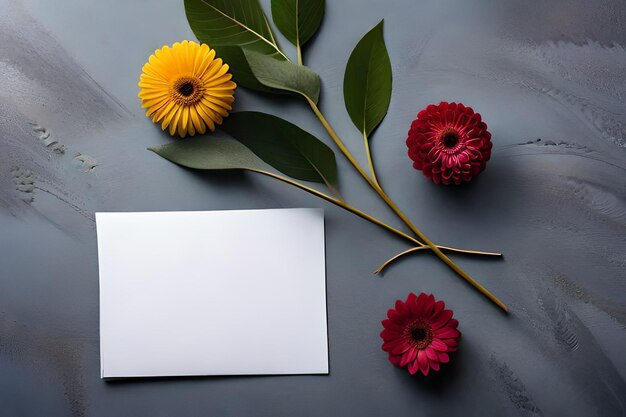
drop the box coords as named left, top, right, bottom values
left=376, top=244, right=501, bottom=275
left=296, top=43, right=303, bottom=65
left=363, top=131, right=380, bottom=186
left=376, top=243, right=503, bottom=275
left=252, top=168, right=420, bottom=245
left=374, top=246, right=427, bottom=274
left=250, top=169, right=501, bottom=258
left=305, top=97, right=508, bottom=312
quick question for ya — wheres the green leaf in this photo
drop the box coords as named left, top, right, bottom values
left=149, top=135, right=271, bottom=172
left=271, top=0, right=325, bottom=49
left=219, top=47, right=320, bottom=102
left=184, top=0, right=287, bottom=60
left=343, top=20, right=392, bottom=137
left=184, top=0, right=321, bottom=102
left=220, top=111, right=338, bottom=188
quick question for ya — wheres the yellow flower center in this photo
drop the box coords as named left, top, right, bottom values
left=171, top=76, right=204, bottom=106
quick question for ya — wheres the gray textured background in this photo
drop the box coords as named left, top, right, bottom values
left=1, top=0, right=625, bottom=416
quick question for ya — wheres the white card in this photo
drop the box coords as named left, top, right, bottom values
left=96, top=208, right=328, bottom=378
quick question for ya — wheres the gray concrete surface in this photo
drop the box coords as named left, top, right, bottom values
left=1, top=0, right=625, bottom=416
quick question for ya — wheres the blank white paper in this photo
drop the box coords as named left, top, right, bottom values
left=96, top=208, right=328, bottom=378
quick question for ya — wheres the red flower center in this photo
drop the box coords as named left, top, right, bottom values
left=408, top=322, right=434, bottom=349
left=439, top=128, right=459, bottom=148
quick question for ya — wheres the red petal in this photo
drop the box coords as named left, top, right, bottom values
left=444, top=338, right=459, bottom=347
left=415, top=293, right=430, bottom=316
left=395, top=299, right=408, bottom=315
left=430, top=338, right=449, bottom=352
left=437, top=352, right=450, bottom=363
left=427, top=147, right=441, bottom=163
left=431, top=309, right=453, bottom=329
left=381, top=318, right=404, bottom=332
left=386, top=309, right=402, bottom=323
left=391, top=341, right=413, bottom=355
left=445, top=110, right=455, bottom=125
left=407, top=296, right=422, bottom=317
left=465, top=138, right=482, bottom=150
left=406, top=292, right=418, bottom=307
left=418, top=350, right=429, bottom=375
left=389, top=307, right=411, bottom=324
left=435, top=327, right=461, bottom=339
left=382, top=341, right=401, bottom=352
left=424, top=294, right=436, bottom=315
left=424, top=347, right=438, bottom=361
left=433, top=300, right=445, bottom=315
left=408, top=359, right=420, bottom=375
left=417, top=109, right=429, bottom=119
left=400, top=347, right=418, bottom=367
left=380, top=329, right=403, bottom=342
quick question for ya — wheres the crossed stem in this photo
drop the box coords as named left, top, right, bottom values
left=280, top=47, right=508, bottom=311
left=303, top=96, right=508, bottom=312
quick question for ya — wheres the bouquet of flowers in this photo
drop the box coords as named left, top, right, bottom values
left=138, top=0, right=506, bottom=375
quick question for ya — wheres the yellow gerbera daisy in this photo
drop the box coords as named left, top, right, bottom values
left=138, top=40, right=236, bottom=138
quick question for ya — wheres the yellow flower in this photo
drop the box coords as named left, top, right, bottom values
left=138, top=40, right=236, bottom=138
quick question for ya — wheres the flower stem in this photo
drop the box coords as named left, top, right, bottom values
left=374, top=247, right=427, bottom=274
left=306, top=97, right=377, bottom=188
left=372, top=179, right=508, bottom=312
left=252, top=168, right=420, bottom=244
left=363, top=131, right=380, bottom=187
left=376, top=245, right=502, bottom=275
left=304, top=97, right=508, bottom=312
left=296, top=43, right=303, bottom=66
left=249, top=169, right=501, bottom=258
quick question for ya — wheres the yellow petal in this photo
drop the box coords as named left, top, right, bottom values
left=139, top=90, right=169, bottom=100
left=180, top=106, right=189, bottom=137
left=203, top=74, right=233, bottom=88
left=201, top=97, right=230, bottom=117
left=141, top=97, right=170, bottom=113
left=154, top=100, right=176, bottom=123
left=202, top=58, right=225, bottom=80
left=190, top=105, right=205, bottom=134
left=195, top=44, right=215, bottom=75
left=195, top=104, right=216, bottom=131
left=168, top=106, right=182, bottom=136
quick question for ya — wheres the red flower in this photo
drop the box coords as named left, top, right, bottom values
left=406, top=102, right=492, bottom=185
left=380, top=293, right=460, bottom=376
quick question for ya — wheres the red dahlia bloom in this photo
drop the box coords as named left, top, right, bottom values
left=380, top=293, right=460, bottom=376
left=406, top=102, right=492, bottom=185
